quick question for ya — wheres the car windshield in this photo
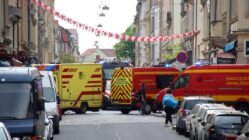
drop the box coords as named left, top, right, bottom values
left=103, top=69, right=113, bottom=80
left=0, top=83, right=32, bottom=119
left=184, top=99, right=213, bottom=110
left=43, top=87, right=55, bottom=102
left=214, top=115, right=248, bottom=126
left=0, top=128, right=8, bottom=140
left=106, top=80, right=111, bottom=91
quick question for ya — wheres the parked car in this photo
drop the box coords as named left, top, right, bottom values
left=185, top=103, right=221, bottom=137
left=40, top=71, right=60, bottom=134
left=0, top=122, right=12, bottom=140
left=0, top=67, right=47, bottom=139
left=202, top=110, right=248, bottom=140
left=189, top=103, right=233, bottom=140
left=175, top=96, right=214, bottom=135
left=237, top=120, right=249, bottom=140
left=196, top=106, right=234, bottom=140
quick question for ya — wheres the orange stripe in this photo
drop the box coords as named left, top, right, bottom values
left=73, top=91, right=101, bottom=106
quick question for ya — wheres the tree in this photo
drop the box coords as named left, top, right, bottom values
left=114, top=24, right=136, bottom=65
left=59, top=50, right=76, bottom=63
left=162, top=43, right=182, bottom=61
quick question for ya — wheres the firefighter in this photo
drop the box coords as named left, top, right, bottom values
left=138, top=82, right=146, bottom=114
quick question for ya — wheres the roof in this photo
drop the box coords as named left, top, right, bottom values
left=213, top=110, right=248, bottom=116
left=183, top=96, right=214, bottom=100
left=81, top=48, right=115, bottom=57
left=186, top=64, right=249, bottom=70
left=125, top=67, right=180, bottom=72
left=0, top=67, right=41, bottom=82
left=101, top=49, right=115, bottom=57
left=199, top=103, right=231, bottom=110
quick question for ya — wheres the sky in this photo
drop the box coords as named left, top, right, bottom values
left=54, top=0, right=137, bottom=54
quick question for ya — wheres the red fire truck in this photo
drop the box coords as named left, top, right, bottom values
left=110, top=67, right=179, bottom=114
left=163, top=64, right=249, bottom=112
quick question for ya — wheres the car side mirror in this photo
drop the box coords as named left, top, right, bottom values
left=245, top=132, right=249, bottom=137
left=38, top=98, right=45, bottom=111
left=45, top=119, right=50, bottom=125
left=201, top=121, right=206, bottom=126
left=56, top=95, right=61, bottom=104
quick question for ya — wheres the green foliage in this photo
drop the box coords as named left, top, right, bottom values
left=59, top=50, right=76, bottom=63
left=162, top=43, right=182, bottom=61
left=114, top=24, right=136, bottom=64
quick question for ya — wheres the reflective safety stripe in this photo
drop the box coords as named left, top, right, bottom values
left=111, top=68, right=133, bottom=104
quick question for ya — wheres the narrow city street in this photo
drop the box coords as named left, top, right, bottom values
left=54, top=110, right=188, bottom=140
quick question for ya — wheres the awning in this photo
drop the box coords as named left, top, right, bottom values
left=224, top=40, right=237, bottom=52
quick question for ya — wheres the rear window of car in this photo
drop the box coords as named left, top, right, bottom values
left=214, top=115, right=248, bottom=126
left=184, top=99, right=214, bottom=110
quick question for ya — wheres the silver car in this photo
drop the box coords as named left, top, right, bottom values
left=202, top=110, right=248, bottom=140
left=189, top=103, right=233, bottom=140
left=176, top=96, right=214, bottom=135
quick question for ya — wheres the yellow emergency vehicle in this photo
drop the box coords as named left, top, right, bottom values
left=34, top=63, right=103, bottom=114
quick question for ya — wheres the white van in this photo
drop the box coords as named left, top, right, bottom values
left=40, top=71, right=60, bottom=134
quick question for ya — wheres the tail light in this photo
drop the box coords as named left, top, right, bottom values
left=224, top=134, right=237, bottom=140
left=181, top=109, right=187, bottom=117
left=208, top=127, right=215, bottom=134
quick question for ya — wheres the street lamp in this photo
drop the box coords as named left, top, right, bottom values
left=97, top=24, right=103, bottom=28
left=102, top=5, right=109, bottom=10
left=99, top=12, right=105, bottom=17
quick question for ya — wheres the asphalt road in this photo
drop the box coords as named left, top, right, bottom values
left=54, top=110, right=188, bottom=140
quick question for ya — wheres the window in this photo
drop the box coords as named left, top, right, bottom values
left=230, top=0, right=238, bottom=21
left=151, top=44, right=155, bottom=61
left=207, top=114, right=213, bottom=123
left=214, top=115, right=248, bottom=125
left=151, top=15, right=155, bottom=33
left=245, top=0, right=249, bottom=18
left=0, top=83, right=32, bottom=118
left=173, top=75, right=190, bottom=89
left=210, top=0, right=222, bottom=22
left=156, top=75, right=174, bottom=89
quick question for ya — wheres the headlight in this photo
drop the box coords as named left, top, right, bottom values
left=22, top=136, right=32, bottom=140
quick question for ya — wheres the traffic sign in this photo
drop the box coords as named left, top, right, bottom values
left=176, top=52, right=188, bottom=63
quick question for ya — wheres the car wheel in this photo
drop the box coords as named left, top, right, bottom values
left=176, top=125, right=179, bottom=132
left=121, top=109, right=130, bottom=114
left=184, top=131, right=189, bottom=137
left=53, top=116, right=60, bottom=134
left=77, top=103, right=87, bottom=114
left=143, top=104, right=152, bottom=115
